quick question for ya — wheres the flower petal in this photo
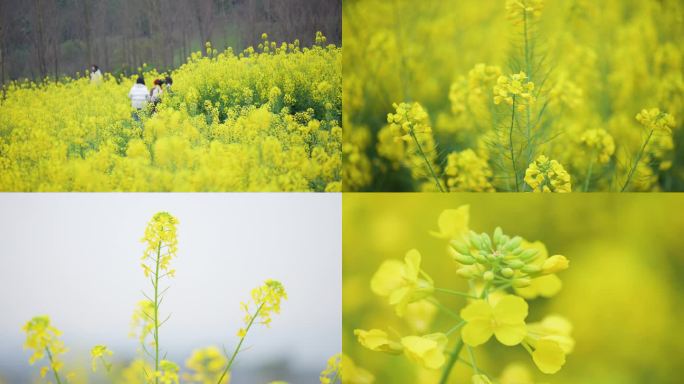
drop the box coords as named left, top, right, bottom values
left=460, top=299, right=492, bottom=321
left=493, top=295, right=528, bottom=323
left=461, top=319, right=493, bottom=346
left=404, top=249, right=422, bottom=280
left=532, top=339, right=566, bottom=374
left=494, top=322, right=526, bottom=346
left=370, top=260, right=404, bottom=297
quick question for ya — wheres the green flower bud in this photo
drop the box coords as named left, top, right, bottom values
left=522, top=264, right=541, bottom=274
left=503, top=236, right=522, bottom=252
left=501, top=267, right=514, bottom=278
left=519, top=248, right=539, bottom=260
left=506, top=260, right=525, bottom=269
left=450, top=240, right=470, bottom=255
left=493, top=226, right=504, bottom=245
left=473, top=251, right=488, bottom=264
left=457, top=266, right=477, bottom=279
left=483, top=271, right=494, bottom=281
left=452, top=252, right=476, bottom=265
left=469, top=231, right=484, bottom=249
left=480, top=233, right=492, bottom=250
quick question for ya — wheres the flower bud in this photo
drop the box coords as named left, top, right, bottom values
left=512, top=277, right=531, bottom=288
left=473, top=251, right=488, bottom=264
left=519, top=248, right=539, bottom=260
left=522, top=264, right=541, bottom=274
left=493, top=227, right=504, bottom=245
left=542, top=255, right=569, bottom=274
left=469, top=231, right=484, bottom=249
left=452, top=252, right=476, bottom=265
left=480, top=233, right=492, bottom=250
left=503, top=236, right=522, bottom=252
left=457, top=265, right=478, bottom=279
left=501, top=267, right=514, bottom=278
left=450, top=240, right=470, bottom=255
left=506, top=260, right=525, bottom=269
left=483, top=271, right=494, bottom=281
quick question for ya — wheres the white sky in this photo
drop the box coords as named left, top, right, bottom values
left=0, top=193, right=341, bottom=380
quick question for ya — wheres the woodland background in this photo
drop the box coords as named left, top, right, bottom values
left=0, top=0, right=341, bottom=82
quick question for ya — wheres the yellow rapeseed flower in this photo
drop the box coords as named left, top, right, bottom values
left=370, top=249, right=434, bottom=316
left=460, top=295, right=528, bottom=346
left=400, top=333, right=448, bottom=370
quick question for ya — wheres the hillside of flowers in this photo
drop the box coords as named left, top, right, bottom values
left=0, top=33, right=341, bottom=191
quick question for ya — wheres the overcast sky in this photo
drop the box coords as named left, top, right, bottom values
left=0, top=193, right=341, bottom=381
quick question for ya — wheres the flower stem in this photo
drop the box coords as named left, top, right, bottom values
left=439, top=338, right=464, bottom=384
left=409, top=129, right=444, bottom=192
left=153, top=241, right=161, bottom=384
left=509, top=96, right=519, bottom=191
left=434, top=287, right=478, bottom=299
left=583, top=152, right=595, bottom=192
left=621, top=129, right=654, bottom=192
left=45, top=347, right=63, bottom=384
left=467, top=345, right=479, bottom=374
left=217, top=302, right=265, bottom=384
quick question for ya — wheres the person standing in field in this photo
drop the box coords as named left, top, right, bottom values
left=90, top=65, right=103, bottom=84
left=164, top=76, right=173, bottom=94
left=128, top=75, right=150, bottom=121
left=150, top=78, right=164, bottom=113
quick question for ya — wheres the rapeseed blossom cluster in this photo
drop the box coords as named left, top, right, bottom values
left=524, top=155, right=572, bottom=192
left=493, top=72, right=536, bottom=110
left=444, top=149, right=495, bottom=192
left=354, top=206, right=573, bottom=382
left=0, top=33, right=341, bottom=191
left=343, top=0, right=684, bottom=191
left=23, top=316, right=67, bottom=381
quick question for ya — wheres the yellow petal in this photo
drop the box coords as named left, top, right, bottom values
left=494, top=322, right=527, bottom=346
left=532, top=339, right=566, bottom=374
left=370, top=260, right=404, bottom=297
left=492, top=295, right=528, bottom=323
left=461, top=319, right=493, bottom=346
left=541, top=255, right=569, bottom=274
left=431, top=206, right=470, bottom=239
left=404, top=249, right=422, bottom=281
left=460, top=300, right=492, bottom=321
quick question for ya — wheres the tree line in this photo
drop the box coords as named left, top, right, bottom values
left=0, top=0, right=341, bottom=84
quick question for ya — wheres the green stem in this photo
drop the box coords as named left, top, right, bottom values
left=439, top=338, right=465, bottom=384
left=409, top=129, right=444, bottom=192
left=445, top=321, right=466, bottom=336
left=621, top=129, right=654, bottom=192
left=466, top=345, right=479, bottom=374
left=583, top=152, right=595, bottom=192
left=428, top=298, right=461, bottom=319
left=153, top=241, right=161, bottom=384
left=45, top=347, right=63, bottom=384
left=217, top=303, right=265, bottom=384
left=509, top=96, right=519, bottom=191
left=434, top=287, right=478, bottom=299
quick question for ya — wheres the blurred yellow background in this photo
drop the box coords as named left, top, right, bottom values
left=343, top=193, right=684, bottom=383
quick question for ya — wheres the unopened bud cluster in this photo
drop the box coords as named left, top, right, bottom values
left=450, top=227, right=567, bottom=287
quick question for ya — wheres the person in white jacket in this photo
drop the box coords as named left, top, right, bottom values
left=128, top=75, right=149, bottom=121
left=90, top=65, right=103, bottom=84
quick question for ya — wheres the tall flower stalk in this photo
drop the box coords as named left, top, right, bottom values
left=140, top=212, right=179, bottom=384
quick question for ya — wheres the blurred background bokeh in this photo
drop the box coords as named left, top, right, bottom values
left=342, top=0, right=684, bottom=191
left=343, top=193, right=684, bottom=383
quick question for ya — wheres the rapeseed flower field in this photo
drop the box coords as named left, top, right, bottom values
left=343, top=0, right=683, bottom=191
left=0, top=33, right=341, bottom=191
